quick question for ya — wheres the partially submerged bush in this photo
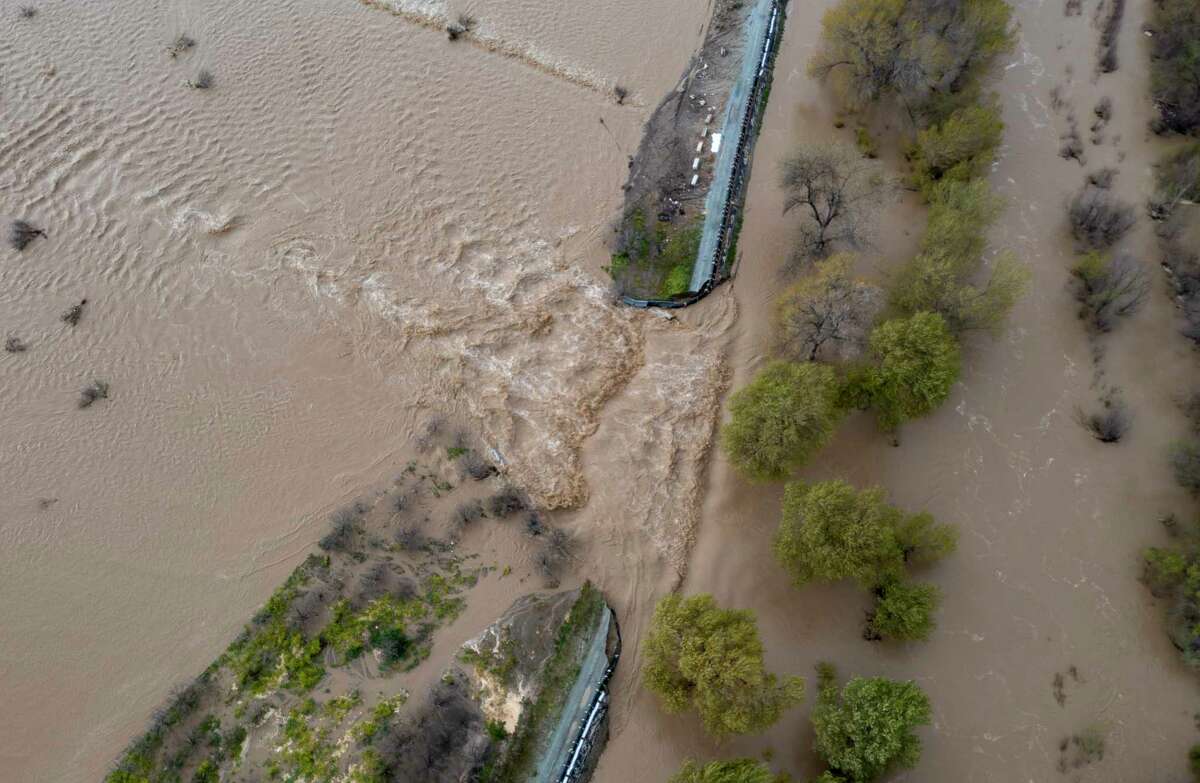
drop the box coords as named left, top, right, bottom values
left=188, top=70, right=214, bottom=89
left=1148, top=0, right=1200, bottom=135
left=167, top=34, right=196, bottom=58
left=1171, top=441, right=1200, bottom=495
left=446, top=13, right=476, bottom=40
left=1069, top=251, right=1149, bottom=331
left=869, top=580, right=941, bottom=641
left=460, top=449, right=495, bottom=480
left=910, top=101, right=1004, bottom=196
left=1096, top=0, right=1125, bottom=73
left=5, top=336, right=27, bottom=353
left=61, top=298, right=87, bottom=326
left=1067, top=185, right=1135, bottom=250
left=18, top=5, right=36, bottom=19
left=487, top=486, right=525, bottom=517
left=1075, top=391, right=1131, bottom=443
left=318, top=506, right=361, bottom=551
left=451, top=500, right=483, bottom=530
left=1154, top=142, right=1200, bottom=216
left=10, top=219, right=45, bottom=250
left=78, top=380, right=110, bottom=409
left=614, top=84, right=629, bottom=105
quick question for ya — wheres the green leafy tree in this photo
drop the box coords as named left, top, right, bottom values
left=811, top=664, right=932, bottom=783
left=851, top=312, right=961, bottom=430
left=890, top=180, right=1028, bottom=334
left=911, top=102, right=1005, bottom=195
left=1148, top=0, right=1200, bottom=135
left=671, top=758, right=788, bottom=783
left=722, top=361, right=843, bottom=481
left=774, top=480, right=907, bottom=588
left=870, top=580, right=940, bottom=641
left=643, top=594, right=805, bottom=738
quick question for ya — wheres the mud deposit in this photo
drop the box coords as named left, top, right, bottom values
left=0, top=1, right=722, bottom=780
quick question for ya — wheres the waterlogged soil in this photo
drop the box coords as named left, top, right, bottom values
left=595, top=0, right=1200, bottom=781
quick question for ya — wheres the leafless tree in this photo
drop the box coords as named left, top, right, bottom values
left=1068, top=184, right=1136, bottom=250
left=774, top=254, right=882, bottom=361
left=780, top=144, right=892, bottom=265
left=1070, top=251, right=1149, bottom=331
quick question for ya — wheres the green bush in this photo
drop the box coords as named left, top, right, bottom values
left=870, top=580, right=940, bottom=641
left=642, top=594, right=805, bottom=738
left=851, top=312, right=961, bottom=431
left=774, top=480, right=956, bottom=590
left=911, top=102, right=1004, bottom=196
left=811, top=664, right=932, bottom=783
left=671, top=758, right=787, bottom=783
left=722, top=361, right=843, bottom=481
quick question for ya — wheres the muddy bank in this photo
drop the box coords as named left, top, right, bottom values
left=596, top=0, right=1200, bottom=780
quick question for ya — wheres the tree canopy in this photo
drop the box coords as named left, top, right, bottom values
left=911, top=101, right=1005, bottom=195
left=851, top=312, right=962, bottom=430
left=671, top=759, right=787, bottom=783
left=722, top=361, right=843, bottom=481
left=869, top=580, right=941, bottom=641
left=811, top=664, right=932, bottom=783
left=1148, top=0, right=1200, bottom=135
left=890, top=180, right=1028, bottom=334
left=773, top=480, right=956, bottom=590
left=808, top=0, right=1014, bottom=122
left=774, top=254, right=882, bottom=363
left=642, top=594, right=805, bottom=738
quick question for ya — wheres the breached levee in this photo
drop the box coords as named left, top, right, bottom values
left=611, top=0, right=783, bottom=305
left=459, top=584, right=620, bottom=783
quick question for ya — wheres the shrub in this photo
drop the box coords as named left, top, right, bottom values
left=61, top=298, right=88, bottom=326
left=1075, top=392, right=1131, bottom=442
left=78, top=380, right=110, bottom=409
left=671, top=759, right=784, bottom=783
left=890, top=179, right=1028, bottom=334
left=870, top=580, right=940, bottom=641
left=5, top=336, right=28, bottom=353
left=451, top=500, right=483, bottom=529
left=1070, top=251, right=1148, bottom=331
left=1171, top=441, right=1200, bottom=494
left=487, top=487, right=525, bottom=517
left=167, top=34, right=196, bottom=58
left=1155, top=142, right=1200, bottom=214
left=910, top=102, right=1004, bottom=196
left=10, top=219, right=45, bottom=250
left=1068, top=185, right=1135, bottom=250
left=811, top=664, right=932, bottom=783
left=188, top=70, right=214, bottom=89
left=851, top=312, right=961, bottom=431
left=318, top=507, right=360, bottom=551
left=721, top=361, right=842, bottom=481
left=642, top=594, right=804, bottom=738
left=1148, top=0, right=1200, bottom=135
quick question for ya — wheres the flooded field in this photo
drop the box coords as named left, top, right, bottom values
left=3, top=0, right=1198, bottom=780
left=595, top=0, right=1200, bottom=780
left=0, top=0, right=717, bottom=779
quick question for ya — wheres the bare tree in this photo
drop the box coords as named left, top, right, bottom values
left=774, top=253, right=882, bottom=361
left=1070, top=251, right=1149, bottom=331
left=1068, top=184, right=1136, bottom=250
left=780, top=144, right=892, bottom=264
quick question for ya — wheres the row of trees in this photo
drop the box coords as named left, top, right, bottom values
left=646, top=595, right=933, bottom=783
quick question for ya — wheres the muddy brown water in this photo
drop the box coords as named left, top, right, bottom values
left=3, top=0, right=1199, bottom=781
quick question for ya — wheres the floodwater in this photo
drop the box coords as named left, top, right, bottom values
left=595, top=0, right=1200, bottom=781
left=4, top=0, right=1198, bottom=781
left=0, top=0, right=715, bottom=780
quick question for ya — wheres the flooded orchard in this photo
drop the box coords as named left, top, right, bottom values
left=594, top=0, right=1200, bottom=781
left=1, top=0, right=1197, bottom=781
